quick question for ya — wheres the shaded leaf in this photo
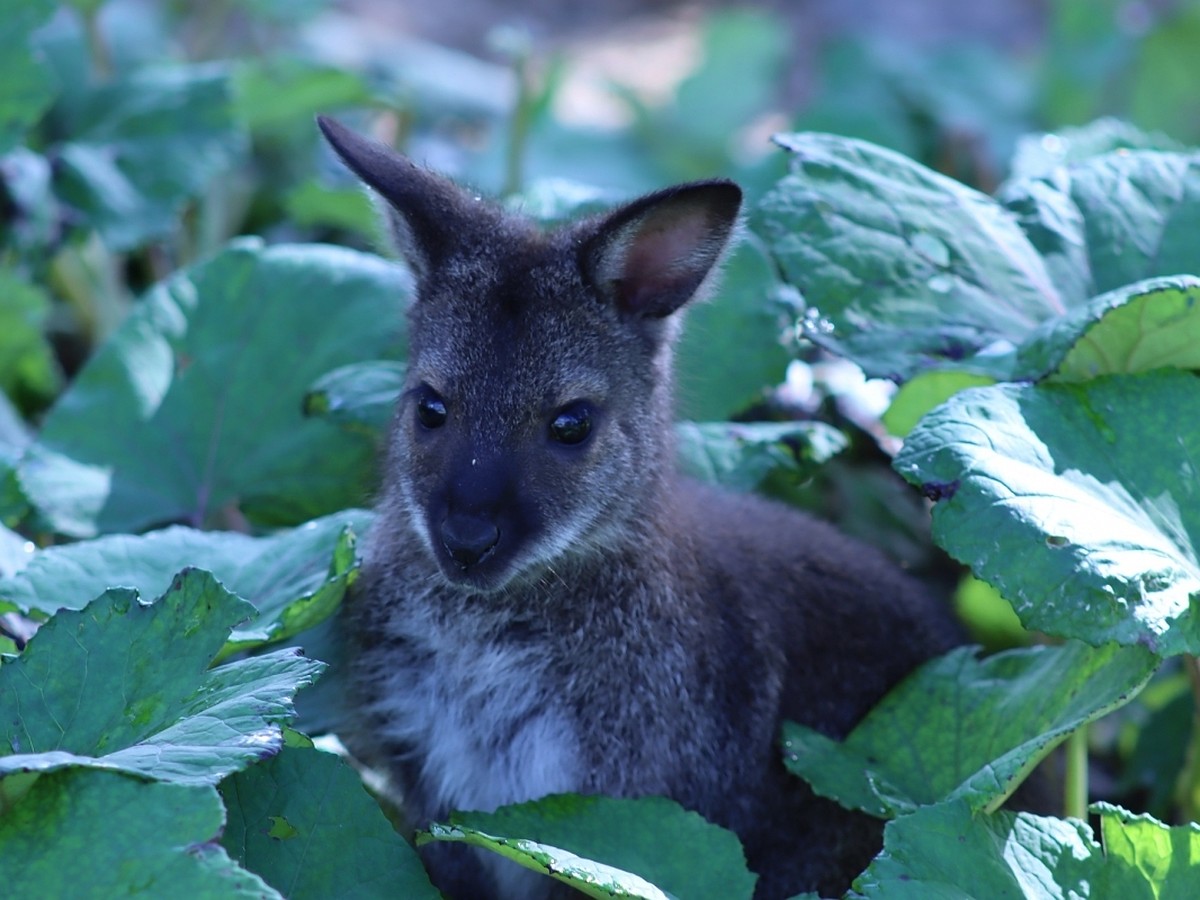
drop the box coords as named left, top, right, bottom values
left=1001, top=149, right=1200, bottom=306
left=783, top=641, right=1156, bottom=818
left=427, top=794, right=756, bottom=900
left=0, top=268, right=60, bottom=413
left=754, top=133, right=1064, bottom=381
left=221, top=746, right=440, bottom=900
left=52, top=63, right=247, bottom=250
left=0, top=0, right=57, bottom=153
left=675, top=420, right=847, bottom=492
left=305, top=361, right=405, bottom=436
left=675, top=234, right=791, bottom=421
left=0, top=568, right=323, bottom=784
left=19, top=240, right=409, bottom=537
left=894, top=371, right=1200, bottom=656
left=0, top=508, right=371, bottom=653
left=0, top=769, right=279, bottom=899
left=1009, top=118, right=1185, bottom=181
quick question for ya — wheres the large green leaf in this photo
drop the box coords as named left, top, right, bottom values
left=1015, top=276, right=1200, bottom=381
left=895, top=370, right=1200, bottom=656
left=1008, top=118, right=1185, bottom=181
left=852, top=799, right=1200, bottom=898
left=0, top=769, right=280, bottom=899
left=0, top=508, right=371, bottom=653
left=19, top=240, right=409, bottom=537
left=220, top=745, right=440, bottom=900
left=52, top=63, right=246, bottom=250
left=1001, top=149, right=1200, bottom=306
left=0, top=568, right=323, bottom=784
left=754, top=133, right=1065, bottom=381
left=425, top=794, right=756, bottom=900
left=783, top=641, right=1156, bottom=818
left=0, top=0, right=56, bottom=153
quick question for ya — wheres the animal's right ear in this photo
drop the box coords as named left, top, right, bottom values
left=317, top=116, right=486, bottom=279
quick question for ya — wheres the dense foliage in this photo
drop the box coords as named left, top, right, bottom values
left=3, top=1, right=1200, bottom=897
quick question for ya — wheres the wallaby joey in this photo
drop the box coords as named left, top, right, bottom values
left=317, top=116, right=962, bottom=900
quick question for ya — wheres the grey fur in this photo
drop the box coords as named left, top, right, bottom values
left=318, top=116, right=962, bottom=899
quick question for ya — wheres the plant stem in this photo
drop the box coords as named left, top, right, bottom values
left=497, top=30, right=535, bottom=197
left=1063, top=725, right=1088, bottom=820
left=84, top=7, right=113, bottom=80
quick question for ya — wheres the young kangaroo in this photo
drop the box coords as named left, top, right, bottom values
left=317, top=116, right=962, bottom=900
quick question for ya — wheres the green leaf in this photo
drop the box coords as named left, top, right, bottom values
left=285, top=178, right=379, bottom=241
left=783, top=641, right=1156, bottom=818
left=754, top=133, right=1065, bottom=381
left=232, top=58, right=371, bottom=135
left=19, top=240, right=409, bottom=537
left=0, top=568, right=324, bottom=784
left=52, top=63, right=247, bottom=250
left=220, top=746, right=440, bottom=900
left=426, top=794, right=756, bottom=900
left=853, top=800, right=1200, bottom=898
left=894, top=370, right=1200, bottom=656
left=1009, top=118, right=1186, bottom=180
left=1093, top=802, right=1200, bottom=895
left=0, top=769, right=280, bottom=899
left=304, top=361, right=406, bottom=436
left=882, top=371, right=996, bottom=438
left=675, top=420, right=847, bottom=492
left=852, top=799, right=1096, bottom=898
left=0, top=0, right=57, bottom=153
left=0, top=509, right=370, bottom=652
left=1016, top=276, right=1200, bottom=382
left=427, top=823, right=671, bottom=900
left=0, top=268, right=60, bottom=412
left=675, top=234, right=791, bottom=421
left=1001, top=150, right=1200, bottom=306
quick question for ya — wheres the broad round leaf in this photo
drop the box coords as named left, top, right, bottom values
left=0, top=508, right=371, bottom=652
left=19, top=240, right=409, bottom=537
left=1001, top=149, right=1200, bottom=308
left=0, top=568, right=323, bottom=784
left=0, top=770, right=280, bottom=899
left=754, top=133, right=1065, bottom=381
left=429, top=794, right=757, bottom=900
left=895, top=370, right=1200, bottom=655
left=783, top=641, right=1156, bottom=818
left=221, top=746, right=440, bottom=900
left=52, top=63, right=247, bottom=250
left=1016, top=276, right=1200, bottom=381
left=854, top=799, right=1200, bottom=898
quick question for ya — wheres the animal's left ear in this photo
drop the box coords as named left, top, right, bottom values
left=579, top=180, right=742, bottom=320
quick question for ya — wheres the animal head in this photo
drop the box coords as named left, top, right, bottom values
left=318, top=117, right=741, bottom=592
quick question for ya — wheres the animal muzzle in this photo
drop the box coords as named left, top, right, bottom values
left=439, top=514, right=501, bottom=570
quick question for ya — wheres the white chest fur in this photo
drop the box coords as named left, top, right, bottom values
left=366, top=604, right=583, bottom=817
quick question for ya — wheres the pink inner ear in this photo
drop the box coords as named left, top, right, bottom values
left=616, top=208, right=716, bottom=316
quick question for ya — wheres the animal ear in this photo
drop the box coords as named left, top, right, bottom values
left=579, top=180, right=742, bottom=319
left=317, top=116, right=492, bottom=279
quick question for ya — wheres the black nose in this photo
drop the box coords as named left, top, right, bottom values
left=440, top=515, right=500, bottom=570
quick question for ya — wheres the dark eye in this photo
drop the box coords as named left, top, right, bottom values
left=416, top=390, right=448, bottom=429
left=549, top=402, right=593, bottom=446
